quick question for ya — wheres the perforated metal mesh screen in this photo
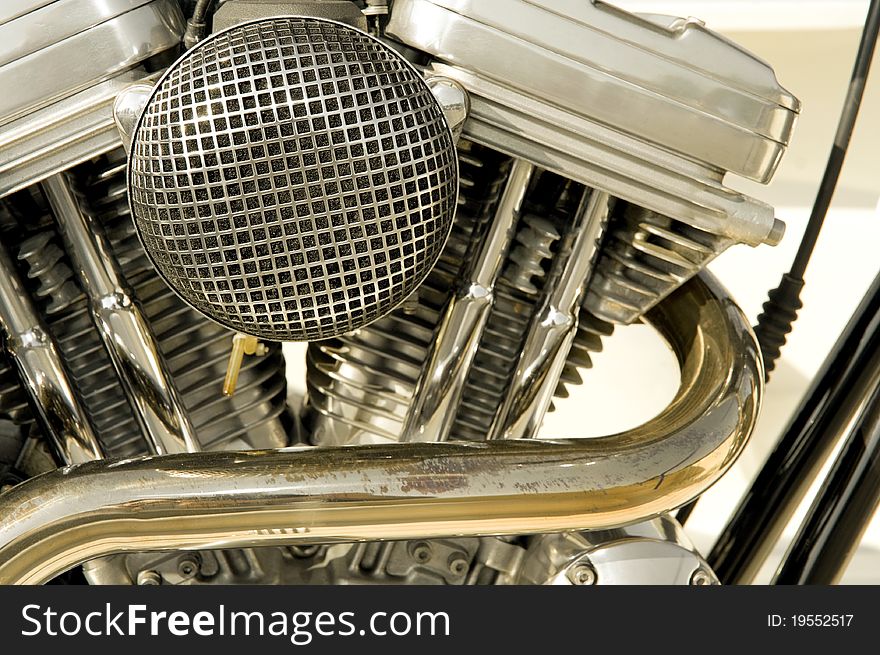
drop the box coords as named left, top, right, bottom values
left=129, top=17, right=457, bottom=341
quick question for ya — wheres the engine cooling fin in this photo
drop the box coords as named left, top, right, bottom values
left=305, top=140, right=511, bottom=445
left=0, top=150, right=292, bottom=458
left=584, top=202, right=735, bottom=325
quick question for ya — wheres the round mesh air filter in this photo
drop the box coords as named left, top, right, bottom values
left=128, top=17, right=458, bottom=341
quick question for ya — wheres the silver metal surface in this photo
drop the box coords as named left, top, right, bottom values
left=0, top=244, right=104, bottom=465
left=112, top=83, right=154, bottom=155
left=427, top=77, right=469, bottom=142
left=305, top=141, right=508, bottom=446
left=0, top=70, right=161, bottom=199
left=0, top=0, right=181, bottom=198
left=129, top=17, right=458, bottom=341
left=0, top=271, right=762, bottom=584
left=0, top=0, right=58, bottom=25
left=489, top=189, right=608, bottom=440
left=585, top=203, right=735, bottom=325
left=386, top=0, right=798, bottom=183
left=402, top=159, right=533, bottom=442
left=42, top=174, right=200, bottom=455
left=451, top=211, right=560, bottom=440
left=427, top=62, right=782, bottom=248
left=518, top=516, right=717, bottom=585
left=84, top=536, right=521, bottom=585
left=0, top=0, right=183, bottom=126
left=212, top=0, right=368, bottom=32
left=0, top=0, right=156, bottom=67
left=52, top=152, right=290, bottom=457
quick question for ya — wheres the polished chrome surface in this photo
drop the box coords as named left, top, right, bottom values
left=42, top=174, right=200, bottom=455
left=402, top=159, right=533, bottom=442
left=426, top=76, right=469, bottom=142
left=585, top=203, right=736, bottom=325
left=386, top=0, right=798, bottom=183
left=427, top=62, right=782, bottom=249
left=0, top=71, right=161, bottom=199
left=0, top=0, right=181, bottom=198
left=212, top=0, right=368, bottom=33
left=489, top=189, right=608, bottom=440
left=451, top=210, right=561, bottom=440
left=112, top=83, right=154, bottom=155
left=0, top=0, right=156, bottom=67
left=0, top=243, right=104, bottom=465
left=129, top=17, right=458, bottom=341
left=0, top=0, right=183, bottom=126
left=305, top=141, right=509, bottom=446
left=0, top=271, right=761, bottom=584
left=0, top=0, right=58, bottom=24
left=52, top=152, right=289, bottom=457
left=518, top=515, right=717, bottom=585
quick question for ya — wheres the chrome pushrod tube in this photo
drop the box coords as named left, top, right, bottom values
left=0, top=272, right=761, bottom=584
left=402, top=159, right=534, bottom=442
left=0, top=243, right=104, bottom=465
left=41, top=174, right=200, bottom=455
left=488, top=188, right=608, bottom=440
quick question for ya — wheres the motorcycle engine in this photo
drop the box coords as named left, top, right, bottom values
left=0, top=0, right=798, bottom=585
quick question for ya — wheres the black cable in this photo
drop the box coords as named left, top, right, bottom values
left=754, top=0, right=880, bottom=378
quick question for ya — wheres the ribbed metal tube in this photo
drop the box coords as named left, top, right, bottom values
left=402, top=159, right=534, bottom=442
left=488, top=188, right=608, bottom=440
left=0, top=243, right=104, bottom=465
left=42, top=173, right=200, bottom=455
left=0, top=271, right=762, bottom=584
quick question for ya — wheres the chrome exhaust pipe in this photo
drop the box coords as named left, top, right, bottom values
left=0, top=272, right=762, bottom=584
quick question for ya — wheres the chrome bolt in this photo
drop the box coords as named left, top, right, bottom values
left=410, top=541, right=433, bottom=564
left=568, top=563, right=597, bottom=585
left=448, top=553, right=469, bottom=576
left=136, top=570, right=162, bottom=585
left=690, top=569, right=713, bottom=586
left=177, top=556, right=200, bottom=579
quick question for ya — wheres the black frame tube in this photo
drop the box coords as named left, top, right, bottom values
left=774, top=380, right=880, bottom=584
left=709, top=271, right=880, bottom=584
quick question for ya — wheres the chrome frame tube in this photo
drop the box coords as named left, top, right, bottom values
left=488, top=188, right=608, bottom=440
left=0, top=271, right=761, bottom=584
left=41, top=173, right=200, bottom=455
left=402, top=159, right=533, bottom=442
left=0, top=243, right=104, bottom=465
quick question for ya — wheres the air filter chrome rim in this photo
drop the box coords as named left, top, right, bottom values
left=128, top=16, right=458, bottom=341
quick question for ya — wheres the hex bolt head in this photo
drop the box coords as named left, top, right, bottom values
left=137, top=570, right=162, bottom=585
left=568, top=563, right=597, bottom=585
left=690, top=569, right=713, bottom=586
left=410, top=541, right=433, bottom=564
left=177, top=555, right=200, bottom=579
left=448, top=553, right=469, bottom=576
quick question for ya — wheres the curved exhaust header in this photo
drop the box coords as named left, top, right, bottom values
left=0, top=272, right=762, bottom=584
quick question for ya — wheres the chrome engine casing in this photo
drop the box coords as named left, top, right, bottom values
left=0, top=0, right=797, bottom=585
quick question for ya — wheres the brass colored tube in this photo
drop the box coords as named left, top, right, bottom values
left=0, top=272, right=761, bottom=584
